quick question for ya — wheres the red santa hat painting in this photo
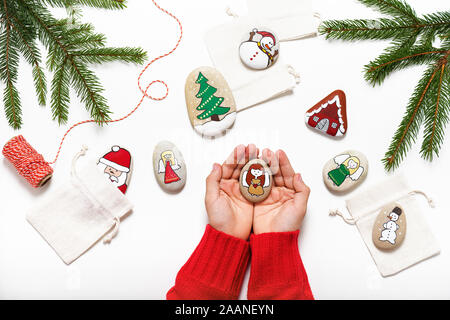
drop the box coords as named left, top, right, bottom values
left=97, top=146, right=132, bottom=194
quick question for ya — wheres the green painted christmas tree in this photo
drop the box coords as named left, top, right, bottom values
left=195, top=72, right=230, bottom=122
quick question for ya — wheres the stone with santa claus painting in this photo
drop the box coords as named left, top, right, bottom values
left=239, top=27, right=279, bottom=70
left=153, top=140, right=186, bottom=193
left=97, top=145, right=133, bottom=194
left=322, top=149, right=368, bottom=194
left=239, top=159, right=273, bottom=203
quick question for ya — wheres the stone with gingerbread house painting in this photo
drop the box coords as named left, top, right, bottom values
left=305, top=90, right=347, bottom=138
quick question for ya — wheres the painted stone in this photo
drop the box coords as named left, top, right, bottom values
left=305, top=90, right=347, bottom=137
left=97, top=145, right=132, bottom=194
left=239, top=159, right=273, bottom=203
left=153, top=141, right=186, bottom=193
left=239, top=27, right=279, bottom=70
left=372, top=204, right=407, bottom=250
left=322, top=150, right=368, bottom=193
left=185, top=66, right=236, bottom=137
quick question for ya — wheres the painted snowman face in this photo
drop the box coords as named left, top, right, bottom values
left=389, top=212, right=399, bottom=222
left=251, top=168, right=263, bottom=178
left=239, top=27, right=279, bottom=70
left=261, top=37, right=274, bottom=52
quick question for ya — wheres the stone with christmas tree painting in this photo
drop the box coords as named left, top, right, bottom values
left=305, top=90, right=347, bottom=138
left=97, top=146, right=133, bottom=194
left=239, top=159, right=273, bottom=203
left=185, top=66, right=236, bottom=137
left=372, top=204, right=407, bottom=251
left=322, top=150, right=368, bottom=193
left=153, top=141, right=186, bottom=193
left=239, top=27, right=280, bottom=70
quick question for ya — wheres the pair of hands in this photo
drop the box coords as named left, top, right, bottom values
left=205, top=144, right=311, bottom=241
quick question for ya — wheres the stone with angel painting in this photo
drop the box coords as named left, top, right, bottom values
left=322, top=150, right=368, bottom=193
left=239, top=159, right=273, bottom=203
left=152, top=141, right=186, bottom=193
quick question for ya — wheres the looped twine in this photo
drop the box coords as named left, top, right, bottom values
left=103, top=217, right=121, bottom=244
left=225, top=6, right=239, bottom=18
left=287, top=65, right=301, bottom=84
left=329, top=209, right=357, bottom=225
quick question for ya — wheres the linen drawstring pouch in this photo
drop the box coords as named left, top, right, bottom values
left=27, top=147, right=133, bottom=265
left=204, top=0, right=320, bottom=110
left=329, top=174, right=440, bottom=277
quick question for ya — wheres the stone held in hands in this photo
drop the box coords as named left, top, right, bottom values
left=372, top=204, right=407, bottom=250
left=185, top=66, right=236, bottom=137
left=305, top=90, right=347, bottom=137
left=323, top=150, right=368, bottom=193
left=239, top=159, right=273, bottom=203
left=239, top=27, right=280, bottom=70
left=153, top=141, right=186, bottom=193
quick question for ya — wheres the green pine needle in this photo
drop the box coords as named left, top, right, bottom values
left=0, top=0, right=146, bottom=129
left=320, top=0, right=450, bottom=171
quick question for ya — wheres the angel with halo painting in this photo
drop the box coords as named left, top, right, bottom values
left=327, top=154, right=364, bottom=187
left=158, top=150, right=181, bottom=184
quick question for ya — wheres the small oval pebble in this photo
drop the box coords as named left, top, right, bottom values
left=372, top=204, right=407, bottom=250
left=322, top=150, right=368, bottom=193
left=185, top=66, right=236, bottom=137
left=239, top=27, right=279, bottom=70
left=153, top=141, right=186, bottom=193
left=239, top=159, right=273, bottom=203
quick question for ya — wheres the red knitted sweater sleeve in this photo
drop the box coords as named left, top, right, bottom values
left=166, top=225, right=250, bottom=300
left=247, top=231, right=314, bottom=300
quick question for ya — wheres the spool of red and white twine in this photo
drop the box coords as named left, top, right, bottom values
left=2, top=0, right=182, bottom=188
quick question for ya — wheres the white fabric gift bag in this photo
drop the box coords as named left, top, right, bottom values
left=27, top=147, right=133, bottom=264
left=205, top=0, right=319, bottom=110
left=330, top=174, right=440, bottom=277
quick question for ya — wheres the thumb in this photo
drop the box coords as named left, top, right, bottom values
left=205, top=163, right=222, bottom=203
left=293, top=173, right=310, bottom=201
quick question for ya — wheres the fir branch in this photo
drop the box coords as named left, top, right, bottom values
left=72, top=47, right=147, bottom=64
left=39, top=0, right=125, bottom=10
left=357, top=0, right=419, bottom=21
left=0, top=0, right=147, bottom=127
left=0, top=0, right=22, bottom=129
left=421, top=57, right=449, bottom=160
left=9, top=13, right=47, bottom=106
left=364, top=46, right=446, bottom=85
left=383, top=63, right=441, bottom=170
left=321, top=0, right=450, bottom=170
left=51, top=58, right=70, bottom=124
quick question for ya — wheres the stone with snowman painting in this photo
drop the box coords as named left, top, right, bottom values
left=372, top=204, right=407, bottom=250
left=97, top=145, right=132, bottom=194
left=239, top=159, right=273, bottom=203
left=322, top=150, right=368, bottom=193
left=239, top=27, right=279, bottom=70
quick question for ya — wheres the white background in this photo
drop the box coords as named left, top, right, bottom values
left=1, top=0, right=449, bottom=299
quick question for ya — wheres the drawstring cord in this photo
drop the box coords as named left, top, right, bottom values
left=70, top=146, right=121, bottom=245
left=103, top=217, right=121, bottom=244
left=329, top=209, right=357, bottom=225
left=330, top=189, right=435, bottom=225
left=409, top=190, right=435, bottom=208
left=287, top=65, right=301, bottom=84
